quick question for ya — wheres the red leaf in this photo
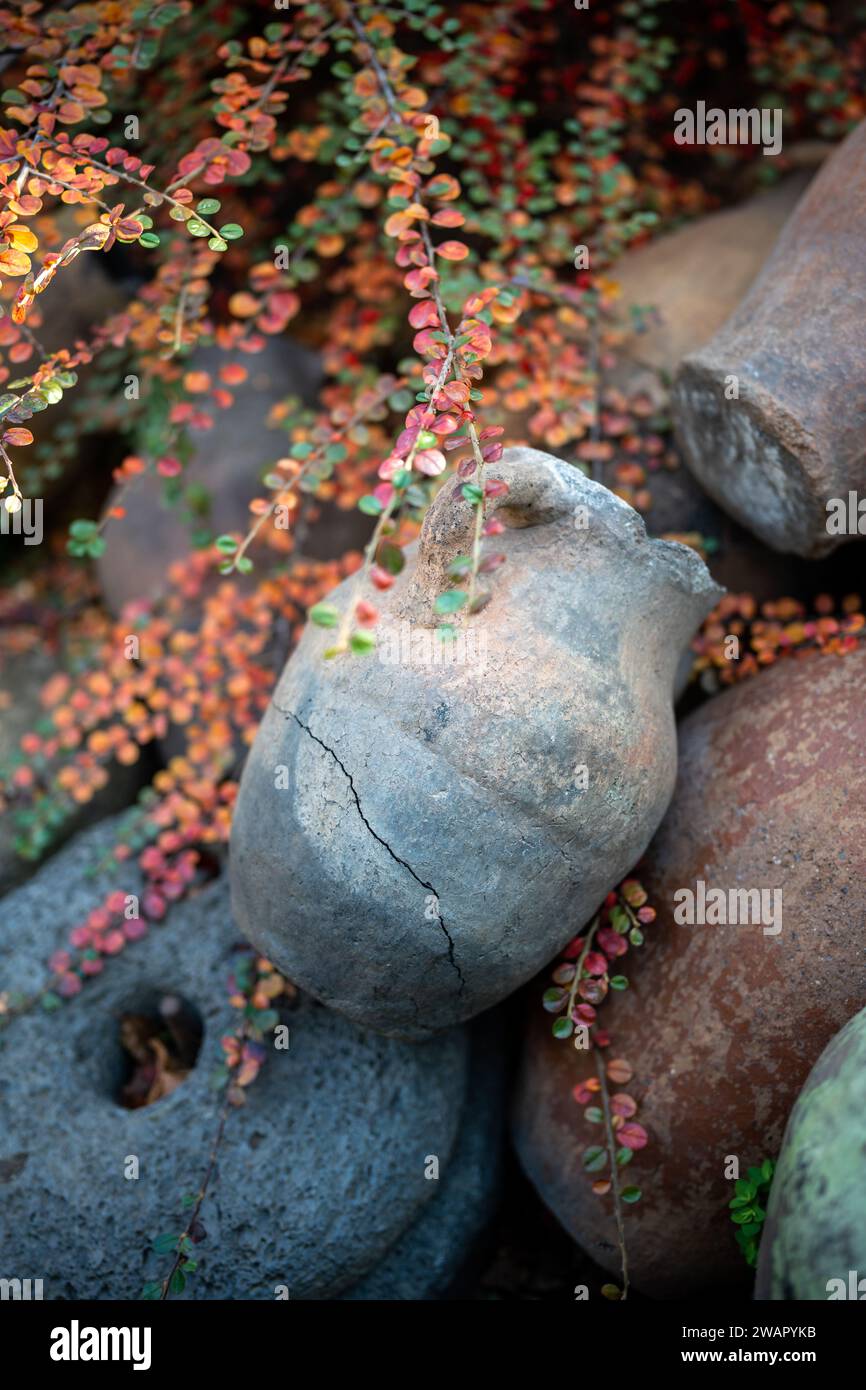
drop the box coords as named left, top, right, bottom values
left=408, top=299, right=440, bottom=330
left=618, top=1122, right=648, bottom=1151
left=584, top=950, right=609, bottom=976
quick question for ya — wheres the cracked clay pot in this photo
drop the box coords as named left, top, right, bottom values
left=229, top=447, right=722, bottom=1039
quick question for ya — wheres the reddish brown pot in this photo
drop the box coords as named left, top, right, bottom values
left=673, top=121, right=866, bottom=558
left=512, top=645, right=866, bottom=1297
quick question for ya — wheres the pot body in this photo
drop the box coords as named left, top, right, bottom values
left=672, top=120, right=866, bottom=558
left=230, top=448, right=721, bottom=1038
left=513, top=645, right=866, bottom=1296
left=756, top=1006, right=866, bottom=1301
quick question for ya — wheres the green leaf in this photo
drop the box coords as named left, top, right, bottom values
left=609, top=975, right=629, bottom=990
left=551, top=1017, right=573, bottom=1039
left=350, top=631, right=376, bottom=655
left=582, top=1145, right=608, bottom=1173
left=141, top=1282, right=163, bottom=1300
left=152, top=1232, right=179, bottom=1255
left=735, top=1178, right=755, bottom=1199
left=219, top=223, right=244, bottom=240
left=197, top=198, right=221, bottom=215
left=461, top=483, right=484, bottom=504
left=434, top=590, right=467, bottom=615
left=447, top=554, right=473, bottom=578
left=621, top=1185, right=642, bottom=1204
left=138, top=232, right=160, bottom=249
left=169, top=1269, right=186, bottom=1295
left=542, top=986, right=566, bottom=1011
left=186, top=219, right=210, bottom=238
left=215, top=534, right=238, bottom=553
left=309, top=602, right=340, bottom=629
left=208, top=236, right=229, bottom=252
left=584, top=1106, right=603, bottom=1124
left=615, top=1146, right=634, bottom=1166
left=358, top=495, right=383, bottom=516
left=377, top=542, right=404, bottom=576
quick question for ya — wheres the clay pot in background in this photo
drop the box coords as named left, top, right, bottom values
left=512, top=644, right=866, bottom=1297
left=756, top=1005, right=866, bottom=1301
left=613, top=173, right=813, bottom=381
left=96, top=338, right=322, bottom=617
left=230, top=448, right=721, bottom=1040
left=672, top=122, right=866, bottom=558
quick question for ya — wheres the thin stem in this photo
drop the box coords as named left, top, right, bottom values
left=466, top=420, right=487, bottom=613
left=0, top=441, right=22, bottom=500
left=594, top=1044, right=630, bottom=1300
left=330, top=341, right=456, bottom=651
left=41, top=142, right=222, bottom=237
left=567, top=913, right=600, bottom=1023
left=227, top=376, right=401, bottom=574
left=345, top=3, right=402, bottom=125
left=160, top=1089, right=231, bottom=1300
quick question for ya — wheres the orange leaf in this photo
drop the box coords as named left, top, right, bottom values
left=3, top=427, right=33, bottom=446
left=436, top=240, right=469, bottom=261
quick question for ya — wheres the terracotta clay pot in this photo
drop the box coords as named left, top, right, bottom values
left=614, top=172, right=812, bottom=379
left=672, top=121, right=866, bottom=558
left=512, top=645, right=866, bottom=1297
left=756, top=1006, right=866, bottom=1301
left=229, top=447, right=721, bottom=1039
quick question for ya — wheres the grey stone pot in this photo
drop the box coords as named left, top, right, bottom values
left=342, top=1013, right=506, bottom=1300
left=230, top=448, right=722, bottom=1039
left=672, top=121, right=866, bottom=558
left=0, top=822, right=468, bottom=1299
left=756, top=1006, right=866, bottom=1301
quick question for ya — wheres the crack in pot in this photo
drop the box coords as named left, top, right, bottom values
left=272, top=699, right=466, bottom=993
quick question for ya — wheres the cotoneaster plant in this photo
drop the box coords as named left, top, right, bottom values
left=1, top=0, right=863, bottom=1297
